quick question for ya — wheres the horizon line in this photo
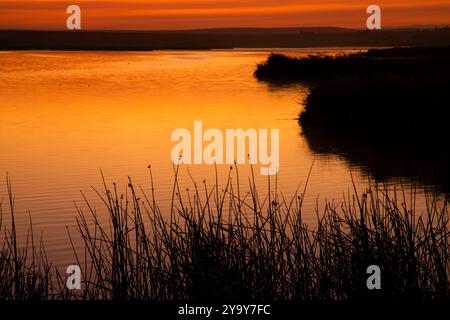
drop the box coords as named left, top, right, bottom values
left=1, top=24, right=449, bottom=32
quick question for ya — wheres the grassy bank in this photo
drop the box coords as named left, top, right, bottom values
left=254, top=46, right=450, bottom=81
left=255, top=47, right=450, bottom=140
left=1, top=169, right=449, bottom=300
left=299, top=73, right=450, bottom=146
left=255, top=46, right=450, bottom=189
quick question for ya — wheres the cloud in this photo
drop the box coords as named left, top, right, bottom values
left=0, top=0, right=448, bottom=29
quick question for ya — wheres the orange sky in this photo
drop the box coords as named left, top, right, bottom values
left=0, top=0, right=449, bottom=30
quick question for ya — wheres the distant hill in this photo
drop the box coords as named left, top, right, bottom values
left=169, top=27, right=357, bottom=34
left=1, top=27, right=449, bottom=50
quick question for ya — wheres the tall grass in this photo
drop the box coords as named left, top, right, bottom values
left=0, top=168, right=449, bottom=300
left=254, top=46, right=450, bottom=81
left=0, top=175, right=52, bottom=300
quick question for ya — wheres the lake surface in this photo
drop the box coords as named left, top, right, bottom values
left=0, top=49, right=440, bottom=267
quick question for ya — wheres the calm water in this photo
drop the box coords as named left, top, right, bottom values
left=0, top=49, right=437, bottom=267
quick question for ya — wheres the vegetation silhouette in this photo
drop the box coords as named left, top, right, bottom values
left=255, top=46, right=450, bottom=190
left=1, top=170, right=449, bottom=300
left=1, top=28, right=450, bottom=50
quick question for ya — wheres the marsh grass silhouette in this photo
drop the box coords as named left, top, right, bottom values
left=0, top=175, right=52, bottom=300
left=299, top=73, right=450, bottom=146
left=298, top=73, right=450, bottom=192
left=255, top=46, right=450, bottom=190
left=254, top=46, right=450, bottom=81
left=0, top=169, right=448, bottom=301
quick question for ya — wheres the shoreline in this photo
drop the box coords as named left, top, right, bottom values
left=255, top=46, right=450, bottom=191
left=1, top=28, right=449, bottom=51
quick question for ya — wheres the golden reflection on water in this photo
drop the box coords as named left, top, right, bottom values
left=0, top=49, right=427, bottom=266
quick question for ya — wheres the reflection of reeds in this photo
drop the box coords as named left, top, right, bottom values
left=0, top=168, right=449, bottom=300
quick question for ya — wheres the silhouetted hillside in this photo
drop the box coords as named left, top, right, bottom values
left=1, top=28, right=450, bottom=50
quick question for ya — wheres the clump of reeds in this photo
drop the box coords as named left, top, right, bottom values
left=254, top=46, right=450, bottom=81
left=254, top=46, right=450, bottom=190
left=0, top=168, right=449, bottom=301
left=0, top=175, right=52, bottom=300
left=72, top=166, right=449, bottom=301
left=298, top=73, right=450, bottom=146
